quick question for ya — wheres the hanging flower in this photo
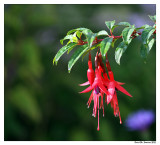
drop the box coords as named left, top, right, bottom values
left=79, top=54, right=109, bottom=96
left=80, top=67, right=108, bottom=131
left=79, top=52, right=132, bottom=131
left=107, top=71, right=132, bottom=104
left=79, top=53, right=109, bottom=131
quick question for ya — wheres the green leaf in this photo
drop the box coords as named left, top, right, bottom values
left=118, top=22, right=131, bottom=27
left=97, top=30, right=108, bottom=36
left=122, top=26, right=135, bottom=44
left=67, top=29, right=77, bottom=35
left=140, top=38, right=155, bottom=59
left=60, top=35, right=78, bottom=45
left=115, top=41, right=128, bottom=65
left=82, top=28, right=93, bottom=36
left=111, top=22, right=131, bottom=32
left=67, top=27, right=88, bottom=35
left=81, top=29, right=96, bottom=48
left=67, top=30, right=82, bottom=39
left=135, top=24, right=150, bottom=31
left=105, top=20, right=115, bottom=30
left=60, top=35, right=71, bottom=45
left=68, top=44, right=88, bottom=73
left=77, top=27, right=89, bottom=31
left=148, top=15, right=156, bottom=22
left=87, top=33, right=97, bottom=48
left=100, top=37, right=113, bottom=58
left=141, top=26, right=155, bottom=44
left=67, top=43, right=77, bottom=54
left=53, top=43, right=77, bottom=65
left=111, top=25, right=119, bottom=32
left=76, top=31, right=82, bottom=38
left=148, top=38, right=155, bottom=51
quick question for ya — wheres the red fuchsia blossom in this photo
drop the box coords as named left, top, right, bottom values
left=80, top=53, right=108, bottom=131
left=107, top=71, right=132, bottom=105
left=104, top=55, right=132, bottom=124
left=79, top=52, right=132, bottom=131
left=79, top=55, right=109, bottom=96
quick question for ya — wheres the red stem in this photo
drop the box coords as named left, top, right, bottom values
left=106, top=54, right=111, bottom=72
left=77, top=30, right=156, bottom=46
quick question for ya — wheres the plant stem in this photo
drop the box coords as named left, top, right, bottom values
left=77, top=30, right=155, bottom=46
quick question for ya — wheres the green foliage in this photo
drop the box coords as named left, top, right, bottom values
left=85, top=32, right=97, bottom=48
left=122, top=25, right=135, bottom=45
left=148, top=15, right=156, bottom=22
left=68, top=44, right=88, bottom=73
left=97, top=30, right=108, bottom=36
left=140, top=38, right=155, bottom=59
left=117, top=22, right=131, bottom=27
left=115, top=42, right=128, bottom=65
left=135, top=24, right=150, bottom=31
left=53, top=15, right=156, bottom=70
left=60, top=34, right=78, bottom=45
left=105, top=20, right=115, bottom=31
left=67, top=28, right=87, bottom=35
left=100, top=37, right=113, bottom=58
left=111, top=22, right=131, bottom=32
left=141, top=26, right=155, bottom=44
left=53, top=43, right=77, bottom=65
left=140, top=26, right=155, bottom=59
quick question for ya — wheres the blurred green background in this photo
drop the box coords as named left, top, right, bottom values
left=4, top=4, right=156, bottom=141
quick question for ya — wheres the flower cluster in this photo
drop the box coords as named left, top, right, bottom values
left=80, top=52, right=132, bottom=131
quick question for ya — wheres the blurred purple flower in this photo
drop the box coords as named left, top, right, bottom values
left=125, top=110, right=155, bottom=131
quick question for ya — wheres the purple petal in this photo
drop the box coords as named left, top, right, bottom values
left=125, top=109, right=155, bottom=131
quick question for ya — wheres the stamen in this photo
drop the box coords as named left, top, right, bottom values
left=92, top=108, right=95, bottom=117
left=103, top=106, right=104, bottom=117
left=97, top=96, right=100, bottom=131
left=119, top=112, right=122, bottom=124
left=114, top=105, right=119, bottom=117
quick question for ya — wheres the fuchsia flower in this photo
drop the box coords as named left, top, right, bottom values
left=80, top=67, right=109, bottom=95
left=80, top=53, right=108, bottom=131
left=107, top=71, right=132, bottom=104
left=79, top=52, right=132, bottom=131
